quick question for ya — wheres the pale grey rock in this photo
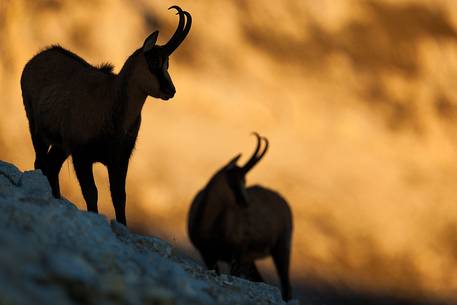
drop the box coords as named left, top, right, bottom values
left=19, top=169, right=53, bottom=200
left=0, top=160, right=289, bottom=305
left=0, top=160, right=22, bottom=185
left=45, top=251, right=97, bottom=285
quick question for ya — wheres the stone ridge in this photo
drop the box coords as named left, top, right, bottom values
left=0, top=160, right=289, bottom=305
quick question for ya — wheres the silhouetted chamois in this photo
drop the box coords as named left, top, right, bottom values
left=188, top=133, right=293, bottom=301
left=21, top=6, right=192, bottom=226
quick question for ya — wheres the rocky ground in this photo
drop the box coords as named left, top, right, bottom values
left=0, top=160, right=296, bottom=305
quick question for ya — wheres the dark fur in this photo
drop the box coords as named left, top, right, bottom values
left=97, top=62, right=115, bottom=73
left=20, top=7, right=191, bottom=226
left=188, top=135, right=293, bottom=301
left=45, top=45, right=115, bottom=74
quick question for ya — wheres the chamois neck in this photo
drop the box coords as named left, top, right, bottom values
left=117, top=49, right=148, bottom=132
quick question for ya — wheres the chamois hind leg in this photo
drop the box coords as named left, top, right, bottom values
left=24, top=95, right=48, bottom=172
left=73, top=156, right=98, bottom=213
left=30, top=133, right=48, bottom=172
left=108, top=160, right=129, bottom=226
left=272, top=234, right=292, bottom=301
left=46, top=145, right=69, bottom=198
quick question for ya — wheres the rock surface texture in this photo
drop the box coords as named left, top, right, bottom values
left=0, top=160, right=291, bottom=305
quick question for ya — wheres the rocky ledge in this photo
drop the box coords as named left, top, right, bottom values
left=0, top=160, right=292, bottom=305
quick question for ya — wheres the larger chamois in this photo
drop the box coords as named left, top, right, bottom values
left=188, top=133, right=293, bottom=301
left=21, top=6, right=192, bottom=226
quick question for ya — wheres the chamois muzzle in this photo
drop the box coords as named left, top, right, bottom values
left=241, top=132, right=269, bottom=175
left=162, top=6, right=192, bottom=55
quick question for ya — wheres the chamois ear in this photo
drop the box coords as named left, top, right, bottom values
left=226, top=154, right=242, bottom=169
left=143, top=31, right=159, bottom=52
left=226, top=154, right=249, bottom=207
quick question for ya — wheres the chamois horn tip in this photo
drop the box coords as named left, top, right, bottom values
left=251, top=131, right=260, bottom=137
left=168, top=5, right=183, bottom=12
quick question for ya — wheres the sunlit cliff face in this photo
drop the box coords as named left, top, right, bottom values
left=3, top=0, right=457, bottom=302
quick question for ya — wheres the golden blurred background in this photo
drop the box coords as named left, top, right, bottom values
left=2, top=0, right=457, bottom=303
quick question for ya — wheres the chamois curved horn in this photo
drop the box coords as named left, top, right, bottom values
left=241, top=132, right=263, bottom=174
left=181, top=11, right=192, bottom=43
left=256, top=136, right=269, bottom=163
left=163, top=6, right=191, bottom=55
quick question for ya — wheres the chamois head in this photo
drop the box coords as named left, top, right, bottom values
left=208, top=133, right=269, bottom=207
left=141, top=5, right=191, bottom=100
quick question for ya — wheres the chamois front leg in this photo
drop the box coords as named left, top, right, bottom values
left=231, top=261, right=264, bottom=282
left=108, top=160, right=128, bottom=225
left=247, top=262, right=263, bottom=282
left=73, top=157, right=98, bottom=213
left=200, top=251, right=219, bottom=274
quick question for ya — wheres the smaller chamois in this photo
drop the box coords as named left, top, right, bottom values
left=21, top=6, right=191, bottom=226
left=188, top=133, right=293, bottom=301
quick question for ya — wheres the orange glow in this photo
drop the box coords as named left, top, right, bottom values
left=2, top=0, right=457, bottom=303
